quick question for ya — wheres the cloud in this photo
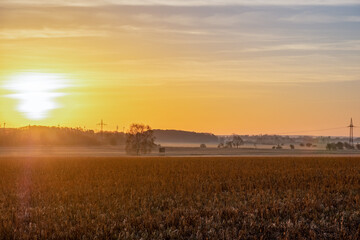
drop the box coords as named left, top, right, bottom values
left=241, top=41, right=360, bottom=52
left=1, top=1, right=359, bottom=86
left=283, top=14, right=360, bottom=23
left=134, top=11, right=272, bottom=27
left=1, top=0, right=360, bottom=6
left=0, top=29, right=107, bottom=39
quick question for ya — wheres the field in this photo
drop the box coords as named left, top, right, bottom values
left=0, top=157, right=359, bottom=239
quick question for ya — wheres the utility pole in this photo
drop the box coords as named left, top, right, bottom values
left=116, top=125, right=119, bottom=133
left=348, top=118, right=354, bottom=146
left=97, top=119, right=107, bottom=134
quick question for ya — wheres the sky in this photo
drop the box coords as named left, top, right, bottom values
left=0, top=0, right=359, bottom=135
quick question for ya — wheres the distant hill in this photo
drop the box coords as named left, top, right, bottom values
left=153, top=129, right=218, bottom=144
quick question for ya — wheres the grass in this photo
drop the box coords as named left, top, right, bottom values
left=0, top=157, right=359, bottom=239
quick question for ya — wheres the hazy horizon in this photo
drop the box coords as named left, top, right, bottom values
left=0, top=124, right=355, bottom=138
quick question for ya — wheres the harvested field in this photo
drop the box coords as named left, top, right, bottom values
left=0, top=157, right=359, bottom=239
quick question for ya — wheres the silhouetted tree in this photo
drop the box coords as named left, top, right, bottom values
left=326, top=143, right=337, bottom=151
left=344, top=142, right=354, bottom=150
left=225, top=141, right=233, bottom=148
left=232, top=135, right=244, bottom=148
left=200, top=144, right=207, bottom=148
left=290, top=144, right=295, bottom=150
left=336, top=142, right=344, bottom=150
left=125, top=124, right=155, bottom=155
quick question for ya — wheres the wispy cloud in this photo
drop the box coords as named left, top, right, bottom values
left=1, top=0, right=360, bottom=6
left=0, top=28, right=107, bottom=39
left=282, top=14, right=360, bottom=23
left=1, top=2, right=359, bottom=85
left=241, top=41, right=360, bottom=52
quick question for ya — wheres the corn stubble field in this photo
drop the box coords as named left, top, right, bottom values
left=0, top=157, right=359, bottom=239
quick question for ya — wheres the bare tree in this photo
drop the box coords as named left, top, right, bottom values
left=225, top=141, right=233, bottom=148
left=125, top=124, right=155, bottom=155
left=232, top=135, right=244, bottom=148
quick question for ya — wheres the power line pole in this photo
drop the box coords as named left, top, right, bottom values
left=348, top=118, right=354, bottom=146
left=97, top=119, right=107, bottom=134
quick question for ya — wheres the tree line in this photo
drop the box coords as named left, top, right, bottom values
left=326, top=142, right=360, bottom=151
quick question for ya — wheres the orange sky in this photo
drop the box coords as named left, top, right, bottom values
left=0, top=1, right=359, bottom=136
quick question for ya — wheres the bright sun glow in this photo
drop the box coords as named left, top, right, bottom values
left=4, top=72, right=69, bottom=120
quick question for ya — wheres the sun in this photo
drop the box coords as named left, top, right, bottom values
left=4, top=72, right=70, bottom=120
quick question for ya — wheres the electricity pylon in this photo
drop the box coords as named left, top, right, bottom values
left=348, top=118, right=354, bottom=146
left=97, top=119, right=107, bottom=133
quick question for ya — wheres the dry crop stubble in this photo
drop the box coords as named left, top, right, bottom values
left=0, top=157, right=359, bottom=239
